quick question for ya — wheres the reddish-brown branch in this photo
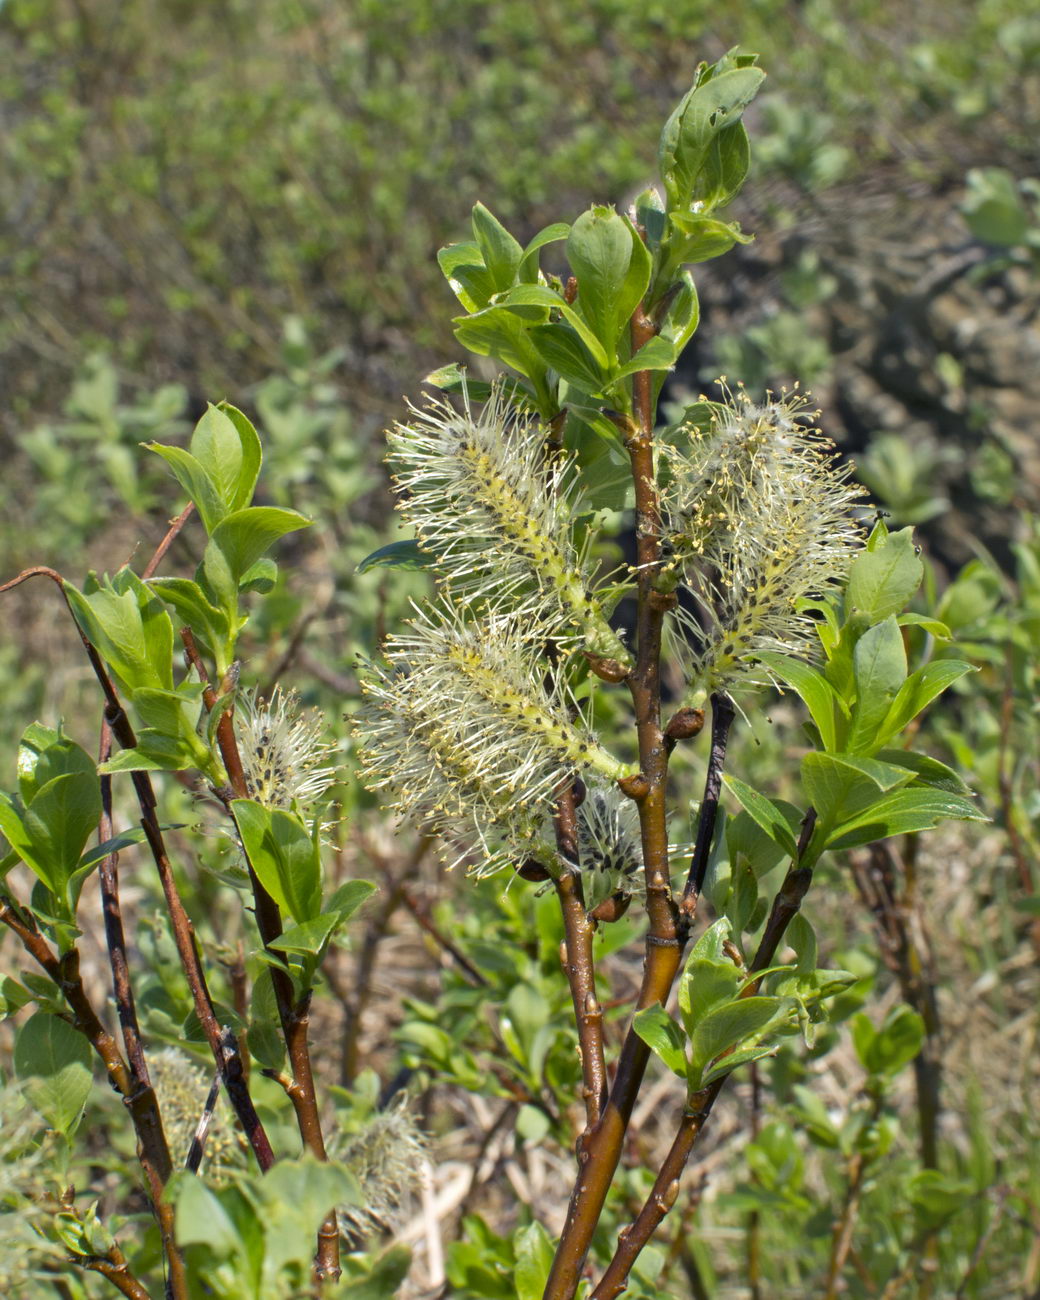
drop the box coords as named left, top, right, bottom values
left=182, top=628, right=339, bottom=1279
left=589, top=817, right=820, bottom=1298
left=76, top=1248, right=152, bottom=1300
left=590, top=1086, right=722, bottom=1300
left=553, top=785, right=607, bottom=1132
left=98, top=735, right=185, bottom=1298
left=140, top=501, right=196, bottom=579
left=544, top=299, right=687, bottom=1300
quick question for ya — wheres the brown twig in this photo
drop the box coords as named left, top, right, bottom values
left=75, top=1246, right=152, bottom=1300
left=589, top=815, right=819, bottom=1297
left=544, top=298, right=687, bottom=1300
left=0, top=569, right=275, bottom=1171
left=553, top=784, right=607, bottom=1133
left=589, top=1087, right=722, bottom=1300
left=0, top=896, right=187, bottom=1298
left=850, top=839, right=941, bottom=1169
left=98, top=728, right=185, bottom=1299
left=181, top=627, right=339, bottom=1279
left=823, top=1090, right=883, bottom=1299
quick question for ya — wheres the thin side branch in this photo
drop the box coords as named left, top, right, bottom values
left=553, top=783, right=607, bottom=1132
left=182, top=628, right=339, bottom=1279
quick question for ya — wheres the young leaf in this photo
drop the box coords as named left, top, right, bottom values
left=801, top=753, right=914, bottom=825
left=471, top=203, right=523, bottom=294
left=721, top=776, right=798, bottom=858
left=755, top=652, right=848, bottom=752
left=875, top=660, right=975, bottom=745
left=689, top=996, right=790, bottom=1088
left=514, top=1222, right=556, bottom=1300
left=659, top=65, right=766, bottom=209
left=845, top=527, right=923, bottom=622
left=231, top=800, right=323, bottom=924
left=847, top=615, right=907, bottom=753
left=357, top=539, right=437, bottom=574
left=438, top=242, right=497, bottom=313
left=633, top=1003, right=689, bottom=1077
left=14, top=1011, right=93, bottom=1135
left=566, top=207, right=649, bottom=358
left=825, top=788, right=986, bottom=851
left=64, top=570, right=175, bottom=695
left=145, top=442, right=227, bottom=535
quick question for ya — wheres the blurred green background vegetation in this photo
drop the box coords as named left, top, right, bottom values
left=2, top=1, right=1039, bottom=1295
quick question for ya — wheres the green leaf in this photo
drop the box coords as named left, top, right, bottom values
left=452, top=306, right=549, bottom=397
left=655, top=270, right=700, bottom=357
left=689, top=996, right=789, bottom=1087
left=566, top=207, right=649, bottom=357
left=356, top=539, right=438, bottom=574
left=519, top=221, right=571, bottom=280
left=148, top=578, right=231, bottom=661
left=696, top=120, right=752, bottom=208
left=528, top=322, right=606, bottom=392
left=876, top=661, right=974, bottom=745
left=851, top=1006, right=924, bottom=1077
left=208, top=507, right=311, bottom=590
left=189, top=405, right=255, bottom=517
left=215, top=403, right=263, bottom=511
left=173, top=1173, right=245, bottom=1258
left=145, top=442, right=227, bottom=535
left=14, top=1011, right=93, bottom=1134
left=825, top=789, right=986, bottom=851
left=846, top=527, right=923, bottom=622
left=801, top=753, right=914, bottom=824
left=99, top=732, right=212, bottom=775
left=678, top=946, right=741, bottom=1039
left=612, top=335, right=678, bottom=382
left=701, top=1041, right=781, bottom=1087
left=64, top=569, right=175, bottom=695
left=4, top=766, right=102, bottom=907
left=17, top=723, right=62, bottom=804
left=497, top=284, right=609, bottom=368
left=659, top=66, right=766, bottom=208
left=471, top=203, right=523, bottom=293
left=722, top=776, right=798, bottom=858
left=258, top=1158, right=361, bottom=1280
left=872, top=749, right=969, bottom=793
left=325, top=878, right=376, bottom=924
left=669, top=212, right=752, bottom=263
left=232, top=801, right=322, bottom=924
left=756, top=652, right=847, bottom=752
left=270, top=913, right=338, bottom=957
left=633, top=1003, right=688, bottom=1077
left=848, top=616, right=907, bottom=753
left=514, top=1222, right=555, bottom=1300
left=438, top=241, right=497, bottom=312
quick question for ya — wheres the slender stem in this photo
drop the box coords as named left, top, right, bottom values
left=0, top=568, right=272, bottom=1168
left=182, top=628, right=339, bottom=1279
left=553, top=785, right=607, bottom=1132
left=590, top=820, right=820, bottom=1297
left=77, top=1247, right=152, bottom=1300
left=544, top=299, right=685, bottom=1300
left=590, top=1087, right=721, bottom=1300
left=0, top=900, right=186, bottom=1296
left=681, top=692, right=736, bottom=909
left=140, top=501, right=196, bottom=579
left=851, top=840, right=941, bottom=1169
left=98, top=729, right=186, bottom=1300
left=823, top=1110, right=877, bottom=1299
